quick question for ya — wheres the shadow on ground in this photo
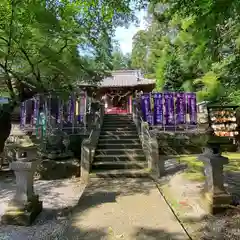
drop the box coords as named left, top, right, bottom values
left=133, top=227, right=188, bottom=240
left=164, top=160, right=187, bottom=176
left=0, top=176, right=84, bottom=223
left=61, top=226, right=188, bottom=240
left=225, top=171, right=240, bottom=204
left=83, top=178, right=155, bottom=197
left=0, top=158, right=190, bottom=239
left=181, top=211, right=240, bottom=240
left=1, top=176, right=188, bottom=239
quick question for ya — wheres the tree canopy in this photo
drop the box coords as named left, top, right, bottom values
left=131, top=0, right=240, bottom=104
left=0, top=0, right=140, bottom=104
left=111, top=43, right=132, bottom=70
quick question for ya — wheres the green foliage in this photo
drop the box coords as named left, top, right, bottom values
left=111, top=44, right=132, bottom=70
left=131, top=30, right=149, bottom=71
left=155, top=57, right=167, bottom=91
left=0, top=0, right=140, bottom=104
left=131, top=0, right=240, bottom=104
left=163, top=58, right=184, bottom=91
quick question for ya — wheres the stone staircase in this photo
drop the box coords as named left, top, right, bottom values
left=90, top=114, right=149, bottom=178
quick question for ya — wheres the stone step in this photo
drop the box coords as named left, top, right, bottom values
left=99, top=135, right=139, bottom=140
left=95, top=149, right=144, bottom=155
left=103, top=120, right=133, bottom=123
left=101, top=124, right=136, bottom=131
left=98, top=139, right=141, bottom=144
left=104, top=114, right=132, bottom=118
left=101, top=127, right=137, bottom=131
left=104, top=116, right=132, bottom=119
left=90, top=169, right=149, bottom=178
left=104, top=116, right=132, bottom=118
left=92, top=161, right=148, bottom=170
left=103, top=122, right=134, bottom=125
left=103, top=116, right=133, bottom=120
left=100, top=131, right=137, bottom=135
left=94, top=154, right=146, bottom=162
left=102, top=124, right=136, bottom=128
left=97, top=143, right=142, bottom=149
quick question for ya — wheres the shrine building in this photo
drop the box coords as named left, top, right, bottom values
left=86, top=70, right=155, bottom=114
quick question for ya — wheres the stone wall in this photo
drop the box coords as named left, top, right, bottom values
left=36, top=133, right=89, bottom=180
left=154, top=131, right=237, bottom=155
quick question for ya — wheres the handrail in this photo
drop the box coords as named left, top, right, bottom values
left=81, top=107, right=104, bottom=183
left=135, top=106, right=151, bottom=138
left=132, top=102, right=160, bottom=177
left=88, top=129, right=94, bottom=140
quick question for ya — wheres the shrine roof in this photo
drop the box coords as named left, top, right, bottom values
left=99, top=70, right=155, bottom=87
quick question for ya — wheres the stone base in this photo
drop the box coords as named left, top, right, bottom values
left=36, top=159, right=80, bottom=180
left=202, top=191, right=232, bottom=215
left=1, top=196, right=43, bottom=226
left=38, top=151, right=73, bottom=160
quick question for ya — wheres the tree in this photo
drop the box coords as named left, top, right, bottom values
left=132, top=0, right=240, bottom=104
left=0, top=0, right=141, bottom=152
left=112, top=44, right=132, bottom=70
left=131, top=30, right=149, bottom=71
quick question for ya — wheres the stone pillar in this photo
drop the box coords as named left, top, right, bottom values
left=148, top=136, right=161, bottom=178
left=198, top=146, right=232, bottom=214
left=1, top=147, right=42, bottom=226
left=81, top=139, right=91, bottom=184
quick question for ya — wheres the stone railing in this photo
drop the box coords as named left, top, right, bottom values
left=81, top=103, right=104, bottom=183
left=132, top=103, right=161, bottom=178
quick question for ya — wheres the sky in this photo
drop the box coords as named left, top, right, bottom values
left=114, top=10, right=147, bottom=54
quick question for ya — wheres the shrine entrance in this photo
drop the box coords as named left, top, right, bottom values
left=94, top=70, right=156, bottom=115
left=103, top=89, right=132, bottom=114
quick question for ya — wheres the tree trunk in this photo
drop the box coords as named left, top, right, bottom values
left=0, top=110, right=12, bottom=154
left=0, top=109, right=12, bottom=168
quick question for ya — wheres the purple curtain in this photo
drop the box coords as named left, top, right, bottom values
left=79, top=92, right=86, bottom=123
left=164, top=92, right=175, bottom=125
left=153, top=93, right=163, bottom=125
left=57, top=97, right=63, bottom=124
left=33, top=95, right=40, bottom=126
left=70, top=94, right=75, bottom=123
left=67, top=95, right=72, bottom=122
left=187, top=93, right=197, bottom=125
left=175, top=93, right=186, bottom=124
left=141, top=93, right=152, bottom=124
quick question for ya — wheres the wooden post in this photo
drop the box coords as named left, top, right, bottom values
left=129, top=95, right=132, bottom=114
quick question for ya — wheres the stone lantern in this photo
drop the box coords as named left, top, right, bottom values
left=1, top=130, right=42, bottom=226
left=198, top=127, right=232, bottom=214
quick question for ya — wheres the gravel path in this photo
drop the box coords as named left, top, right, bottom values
left=0, top=177, right=189, bottom=240
left=0, top=176, right=86, bottom=240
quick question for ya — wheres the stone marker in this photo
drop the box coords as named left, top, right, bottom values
left=198, top=128, right=232, bottom=214
left=1, top=145, right=42, bottom=226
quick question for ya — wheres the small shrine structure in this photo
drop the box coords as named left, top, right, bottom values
left=80, top=70, right=155, bottom=114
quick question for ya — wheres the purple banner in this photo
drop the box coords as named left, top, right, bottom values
left=20, top=101, right=26, bottom=129
left=44, top=98, right=48, bottom=122
left=153, top=93, right=163, bottom=125
left=164, top=92, right=174, bottom=125
left=141, top=93, right=152, bottom=124
left=175, top=93, right=186, bottom=124
left=57, top=97, right=63, bottom=124
left=33, top=95, right=40, bottom=126
left=79, top=92, right=86, bottom=123
left=187, top=93, right=197, bottom=125
left=67, top=95, right=72, bottom=122
left=71, top=94, right=75, bottom=123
